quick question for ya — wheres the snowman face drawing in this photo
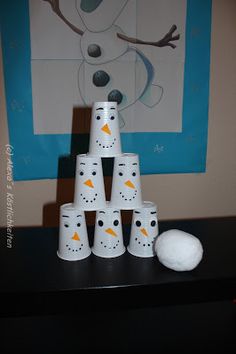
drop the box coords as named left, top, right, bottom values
left=92, top=207, right=125, bottom=258
left=58, top=203, right=91, bottom=261
left=128, top=202, right=158, bottom=257
left=76, top=0, right=128, bottom=32
left=110, top=153, right=142, bottom=209
left=73, top=154, right=106, bottom=210
left=88, top=101, right=122, bottom=157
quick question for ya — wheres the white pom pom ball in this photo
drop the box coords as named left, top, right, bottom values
left=155, top=229, right=203, bottom=271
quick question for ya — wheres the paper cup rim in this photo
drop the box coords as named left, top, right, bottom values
left=87, top=152, right=123, bottom=157
left=91, top=247, right=126, bottom=258
left=96, top=201, right=121, bottom=211
left=57, top=250, right=91, bottom=261
left=127, top=246, right=155, bottom=258
left=73, top=201, right=107, bottom=211
left=109, top=200, right=143, bottom=210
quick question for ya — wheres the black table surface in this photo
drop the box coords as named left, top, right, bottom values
left=0, top=217, right=236, bottom=317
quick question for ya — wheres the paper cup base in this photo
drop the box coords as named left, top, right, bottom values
left=87, top=152, right=123, bottom=158
left=109, top=201, right=143, bottom=210
left=72, top=203, right=107, bottom=211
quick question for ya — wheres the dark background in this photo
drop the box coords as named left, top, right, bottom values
left=0, top=301, right=235, bottom=354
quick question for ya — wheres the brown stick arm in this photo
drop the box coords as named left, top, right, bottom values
left=117, top=24, right=180, bottom=49
left=43, top=0, right=84, bottom=36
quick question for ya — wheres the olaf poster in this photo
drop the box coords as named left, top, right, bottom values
left=1, top=0, right=212, bottom=180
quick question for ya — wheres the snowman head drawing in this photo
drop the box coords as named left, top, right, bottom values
left=110, top=153, right=143, bottom=209
left=57, top=203, right=91, bottom=261
left=92, top=205, right=125, bottom=258
left=88, top=101, right=122, bottom=157
left=128, top=201, right=158, bottom=257
left=73, top=154, right=106, bottom=210
left=76, top=0, right=128, bottom=32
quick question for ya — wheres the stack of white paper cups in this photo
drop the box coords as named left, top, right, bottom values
left=57, top=101, right=161, bottom=262
left=57, top=203, right=91, bottom=261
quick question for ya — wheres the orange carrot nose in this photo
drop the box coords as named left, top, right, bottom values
left=105, top=228, right=117, bottom=237
left=72, top=232, right=80, bottom=241
left=101, top=123, right=111, bottom=135
left=124, top=180, right=135, bottom=189
left=84, top=179, right=94, bottom=188
left=141, top=228, right=148, bottom=237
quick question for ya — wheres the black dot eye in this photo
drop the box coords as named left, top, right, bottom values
left=98, top=220, right=103, bottom=227
left=119, top=171, right=123, bottom=176
left=110, top=115, right=115, bottom=120
left=151, top=220, right=156, bottom=227
left=77, top=223, right=81, bottom=227
left=136, top=220, right=141, bottom=227
left=132, top=171, right=136, bottom=177
left=79, top=170, right=84, bottom=176
left=92, top=170, right=97, bottom=176
left=64, top=223, right=69, bottom=228
left=113, top=219, right=119, bottom=226
left=96, top=115, right=101, bottom=120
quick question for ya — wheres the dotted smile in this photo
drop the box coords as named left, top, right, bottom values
left=66, top=232, right=83, bottom=252
left=100, top=240, right=120, bottom=250
left=66, top=243, right=84, bottom=252
left=134, top=238, right=154, bottom=247
left=80, top=193, right=98, bottom=203
left=119, top=180, right=137, bottom=201
left=134, top=229, right=155, bottom=248
left=81, top=179, right=98, bottom=203
left=120, top=190, right=137, bottom=201
left=96, top=137, right=116, bottom=149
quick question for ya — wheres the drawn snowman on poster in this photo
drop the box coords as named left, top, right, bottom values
left=42, top=0, right=180, bottom=128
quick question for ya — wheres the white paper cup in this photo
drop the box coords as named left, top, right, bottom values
left=92, top=203, right=125, bottom=258
left=88, top=101, right=122, bottom=157
left=127, top=201, right=159, bottom=258
left=110, top=153, right=143, bottom=210
left=74, top=154, right=106, bottom=211
left=57, top=203, right=91, bottom=261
